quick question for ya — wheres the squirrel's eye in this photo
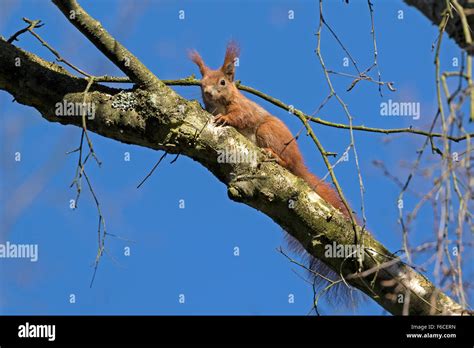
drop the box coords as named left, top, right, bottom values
left=220, top=79, right=226, bottom=86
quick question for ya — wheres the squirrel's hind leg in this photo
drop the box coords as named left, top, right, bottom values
left=256, top=117, right=301, bottom=172
left=262, top=147, right=288, bottom=167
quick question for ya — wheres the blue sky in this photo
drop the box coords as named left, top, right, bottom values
left=0, top=0, right=472, bottom=315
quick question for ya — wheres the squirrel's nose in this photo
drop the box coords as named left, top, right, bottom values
left=204, top=87, right=214, bottom=97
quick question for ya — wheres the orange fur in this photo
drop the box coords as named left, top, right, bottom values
left=190, top=42, right=357, bottom=307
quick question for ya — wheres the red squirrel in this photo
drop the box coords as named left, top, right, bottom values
left=190, top=42, right=356, bottom=305
left=190, top=42, right=350, bottom=217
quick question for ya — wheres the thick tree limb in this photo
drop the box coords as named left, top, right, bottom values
left=404, top=0, right=474, bottom=54
left=0, top=36, right=466, bottom=315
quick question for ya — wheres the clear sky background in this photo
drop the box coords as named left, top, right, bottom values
left=0, top=0, right=472, bottom=315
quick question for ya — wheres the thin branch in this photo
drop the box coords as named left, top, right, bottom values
left=52, top=0, right=161, bottom=90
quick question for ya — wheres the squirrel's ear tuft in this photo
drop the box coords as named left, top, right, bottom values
left=221, top=41, right=240, bottom=82
left=189, top=49, right=208, bottom=76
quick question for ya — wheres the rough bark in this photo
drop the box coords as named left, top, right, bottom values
left=0, top=0, right=467, bottom=315
left=404, top=0, right=474, bottom=54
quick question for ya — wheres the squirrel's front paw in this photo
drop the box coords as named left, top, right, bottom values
left=214, top=114, right=230, bottom=126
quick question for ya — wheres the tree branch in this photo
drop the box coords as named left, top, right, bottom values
left=165, top=78, right=474, bottom=142
left=51, top=0, right=162, bottom=90
left=404, top=0, right=474, bottom=54
left=0, top=35, right=466, bottom=315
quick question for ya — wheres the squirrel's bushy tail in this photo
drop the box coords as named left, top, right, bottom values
left=286, top=161, right=361, bottom=309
